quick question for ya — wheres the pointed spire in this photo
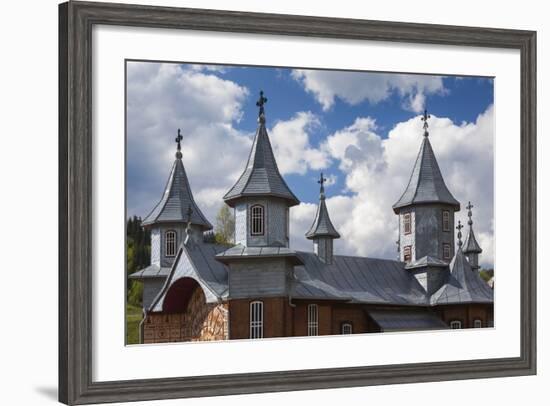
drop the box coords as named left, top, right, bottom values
left=305, top=173, right=340, bottom=240
left=463, top=201, right=483, bottom=254
left=456, top=220, right=464, bottom=248
left=142, top=129, right=212, bottom=230
left=224, top=91, right=299, bottom=207
left=392, top=110, right=459, bottom=213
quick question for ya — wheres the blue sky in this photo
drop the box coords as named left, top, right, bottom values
left=126, top=61, right=494, bottom=266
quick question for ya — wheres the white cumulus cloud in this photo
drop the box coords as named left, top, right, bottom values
left=291, top=70, right=446, bottom=113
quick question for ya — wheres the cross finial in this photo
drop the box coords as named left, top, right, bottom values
left=256, top=90, right=268, bottom=122
left=466, top=201, right=474, bottom=226
left=186, top=204, right=193, bottom=222
left=175, top=128, right=183, bottom=159
left=421, top=109, right=431, bottom=137
left=318, top=172, right=327, bottom=199
left=456, top=220, right=464, bottom=247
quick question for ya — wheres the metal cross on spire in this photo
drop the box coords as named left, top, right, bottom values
left=421, top=109, right=431, bottom=137
left=186, top=204, right=193, bottom=223
left=456, top=220, right=464, bottom=248
left=318, top=172, right=327, bottom=198
left=466, top=201, right=474, bottom=226
left=175, top=128, right=183, bottom=151
left=256, top=90, right=268, bottom=122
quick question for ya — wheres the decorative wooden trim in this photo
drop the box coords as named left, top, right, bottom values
left=59, top=1, right=536, bottom=404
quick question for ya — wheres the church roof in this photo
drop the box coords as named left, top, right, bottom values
left=147, top=243, right=494, bottom=313
left=142, top=155, right=212, bottom=230
left=305, top=174, right=340, bottom=239
left=148, top=242, right=231, bottom=312
left=223, top=93, right=299, bottom=207
left=430, top=249, right=493, bottom=305
left=463, top=227, right=482, bottom=254
left=392, top=114, right=460, bottom=213
left=463, top=201, right=483, bottom=254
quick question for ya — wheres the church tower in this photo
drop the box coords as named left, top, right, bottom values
left=223, top=91, right=300, bottom=248
left=217, top=91, right=303, bottom=308
left=142, top=129, right=213, bottom=269
left=393, top=110, right=460, bottom=264
left=462, top=201, right=483, bottom=271
left=305, top=173, right=340, bottom=264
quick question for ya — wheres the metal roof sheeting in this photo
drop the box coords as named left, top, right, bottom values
left=367, top=309, right=449, bottom=331
left=142, top=158, right=213, bottom=230
left=223, top=123, right=300, bottom=207
left=292, top=252, right=428, bottom=305
left=463, top=227, right=483, bottom=254
left=431, top=249, right=493, bottom=305
left=393, top=136, right=460, bottom=213
left=305, top=198, right=340, bottom=239
left=128, top=264, right=170, bottom=279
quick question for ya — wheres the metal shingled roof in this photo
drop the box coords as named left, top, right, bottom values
left=430, top=249, right=493, bottom=305
left=305, top=196, right=340, bottom=239
left=128, top=264, right=170, bottom=279
left=392, top=136, right=460, bottom=213
left=367, top=309, right=449, bottom=331
left=223, top=122, right=300, bottom=207
left=142, top=158, right=213, bottom=230
left=148, top=242, right=230, bottom=312
left=463, top=227, right=483, bottom=254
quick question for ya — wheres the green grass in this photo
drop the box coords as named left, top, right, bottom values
left=126, top=303, right=143, bottom=345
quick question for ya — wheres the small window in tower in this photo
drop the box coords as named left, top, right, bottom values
left=403, top=245, right=412, bottom=262
left=308, top=304, right=319, bottom=336
left=443, top=243, right=451, bottom=260
left=403, top=213, right=412, bottom=234
left=250, top=205, right=264, bottom=236
left=165, top=230, right=177, bottom=257
left=442, top=210, right=450, bottom=231
left=249, top=301, right=264, bottom=339
left=450, top=320, right=462, bottom=329
left=474, top=319, right=483, bottom=328
left=341, top=323, right=353, bottom=334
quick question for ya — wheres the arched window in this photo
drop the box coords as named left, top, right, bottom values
left=250, top=205, right=265, bottom=236
left=450, top=320, right=462, bottom=329
left=307, top=304, right=319, bottom=336
left=249, top=301, right=263, bottom=339
left=473, top=319, right=483, bottom=328
left=165, top=230, right=177, bottom=257
left=341, top=322, right=353, bottom=334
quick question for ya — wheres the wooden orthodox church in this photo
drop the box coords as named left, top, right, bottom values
left=129, top=92, right=493, bottom=344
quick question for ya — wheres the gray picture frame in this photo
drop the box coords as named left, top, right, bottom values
left=58, top=1, right=537, bottom=404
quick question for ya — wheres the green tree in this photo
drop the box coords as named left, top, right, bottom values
left=214, top=205, right=235, bottom=245
left=126, top=216, right=151, bottom=306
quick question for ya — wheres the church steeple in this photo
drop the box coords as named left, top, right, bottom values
left=306, top=173, right=340, bottom=264
left=141, top=129, right=212, bottom=268
left=142, top=129, right=212, bottom=230
left=224, top=91, right=299, bottom=248
left=393, top=110, right=460, bottom=263
left=462, top=201, right=483, bottom=271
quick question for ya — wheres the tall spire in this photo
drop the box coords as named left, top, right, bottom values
left=392, top=109, right=460, bottom=213
left=306, top=173, right=340, bottom=240
left=142, top=129, right=212, bottom=230
left=224, top=90, right=299, bottom=207
left=463, top=201, right=483, bottom=254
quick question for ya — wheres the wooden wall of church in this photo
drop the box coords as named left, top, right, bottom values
left=142, top=287, right=228, bottom=344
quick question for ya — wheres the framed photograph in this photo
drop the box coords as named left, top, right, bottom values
left=59, top=1, right=536, bottom=404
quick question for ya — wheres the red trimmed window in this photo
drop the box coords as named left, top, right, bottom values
left=403, top=213, right=412, bottom=234
left=250, top=205, right=264, bottom=236
left=403, top=245, right=412, bottom=262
